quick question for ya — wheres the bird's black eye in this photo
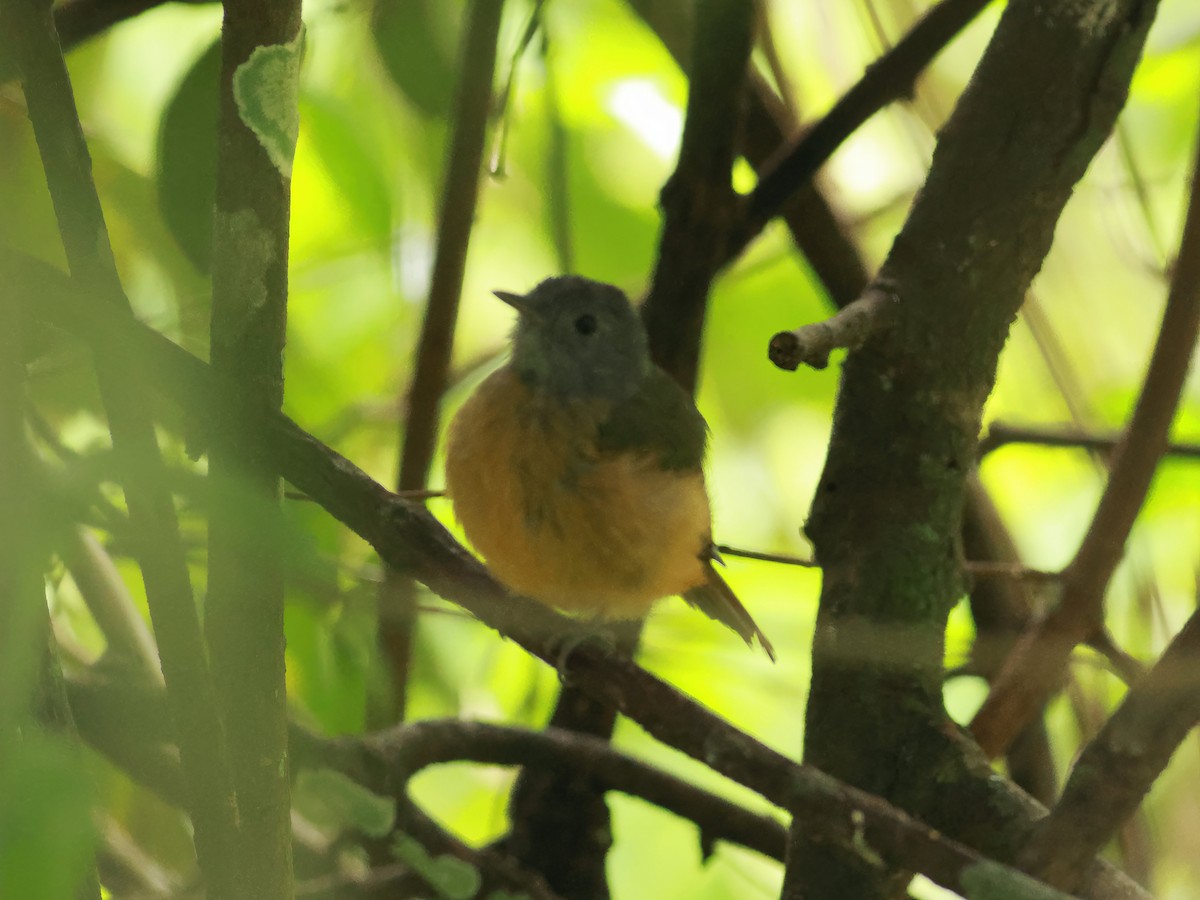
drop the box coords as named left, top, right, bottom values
left=574, top=313, right=597, bottom=336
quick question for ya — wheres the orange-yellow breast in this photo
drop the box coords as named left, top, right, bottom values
left=445, top=367, right=711, bottom=619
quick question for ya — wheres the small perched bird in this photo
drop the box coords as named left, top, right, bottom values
left=445, top=276, right=774, bottom=659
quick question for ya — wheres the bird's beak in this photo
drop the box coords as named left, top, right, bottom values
left=492, top=290, right=530, bottom=314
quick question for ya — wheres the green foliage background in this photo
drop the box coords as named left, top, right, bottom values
left=2, top=0, right=1199, bottom=896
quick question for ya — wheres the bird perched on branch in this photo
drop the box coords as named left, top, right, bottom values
left=445, top=275, right=774, bottom=660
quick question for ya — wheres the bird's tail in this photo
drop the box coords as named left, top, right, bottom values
left=683, top=565, right=775, bottom=661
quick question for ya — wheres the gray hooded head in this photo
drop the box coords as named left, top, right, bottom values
left=501, top=276, right=650, bottom=402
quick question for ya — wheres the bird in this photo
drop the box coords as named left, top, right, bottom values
left=444, top=275, right=774, bottom=660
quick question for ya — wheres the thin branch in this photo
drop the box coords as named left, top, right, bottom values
left=378, top=0, right=506, bottom=724
left=729, top=0, right=991, bottom=259
left=720, top=544, right=1058, bottom=584
left=970, top=99, right=1200, bottom=758
left=1018, top=606, right=1200, bottom=892
left=60, top=527, right=162, bottom=683
left=768, top=283, right=897, bottom=371
left=978, top=423, right=1200, bottom=460
left=2, top=1, right=239, bottom=892
left=8, top=249, right=1152, bottom=900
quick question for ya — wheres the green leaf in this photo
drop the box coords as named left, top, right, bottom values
left=294, top=767, right=396, bottom=838
left=301, top=92, right=393, bottom=242
left=371, top=0, right=459, bottom=118
left=0, top=734, right=97, bottom=900
left=391, top=832, right=482, bottom=900
left=156, top=37, right=221, bottom=273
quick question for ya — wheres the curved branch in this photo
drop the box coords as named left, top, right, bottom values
left=296, top=718, right=787, bottom=862
left=1018, top=605, right=1200, bottom=892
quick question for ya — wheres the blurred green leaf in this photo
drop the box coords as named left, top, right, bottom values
left=301, top=92, right=394, bottom=243
left=391, top=832, right=481, bottom=899
left=371, top=0, right=459, bottom=118
left=0, top=733, right=96, bottom=900
left=156, top=38, right=220, bottom=273
left=294, top=767, right=395, bottom=838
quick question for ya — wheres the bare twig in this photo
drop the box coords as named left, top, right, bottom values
left=768, top=283, right=897, bottom=370
left=377, top=0, right=506, bottom=724
left=970, top=99, right=1200, bottom=758
left=979, top=423, right=1200, bottom=460
left=717, top=544, right=1058, bottom=583
left=9, top=249, right=1152, bottom=900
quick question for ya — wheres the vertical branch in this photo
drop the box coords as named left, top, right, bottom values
left=205, top=0, right=302, bottom=896
left=795, top=0, right=1160, bottom=894
left=376, top=0, right=506, bottom=720
left=2, top=0, right=241, bottom=894
left=970, top=92, right=1200, bottom=758
left=641, top=0, right=754, bottom=391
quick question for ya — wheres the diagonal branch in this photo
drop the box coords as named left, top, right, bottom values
left=970, top=99, right=1200, bottom=758
left=7, top=248, right=1152, bottom=900
left=1017, top=602, right=1200, bottom=892
left=728, top=0, right=991, bottom=261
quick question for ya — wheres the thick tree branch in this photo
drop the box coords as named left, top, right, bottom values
left=797, top=0, right=1161, bottom=894
left=970, top=98, right=1200, bottom=758
left=378, top=0, right=506, bottom=725
left=2, top=0, right=239, bottom=893
left=8, top=249, right=1152, bottom=900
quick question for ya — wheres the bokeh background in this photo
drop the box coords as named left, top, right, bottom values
left=2, top=0, right=1199, bottom=896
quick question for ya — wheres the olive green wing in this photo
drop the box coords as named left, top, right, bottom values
left=595, top=366, right=708, bottom=470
